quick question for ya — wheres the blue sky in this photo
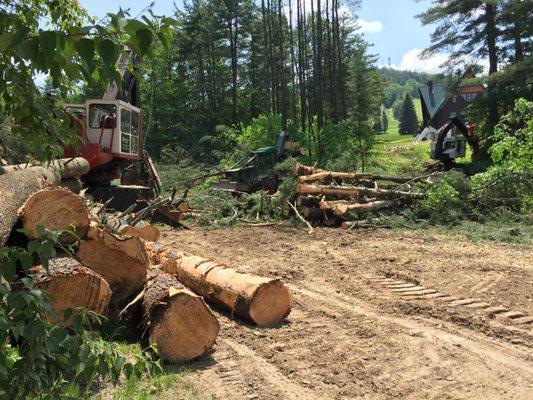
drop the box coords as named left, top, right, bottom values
left=79, top=0, right=443, bottom=73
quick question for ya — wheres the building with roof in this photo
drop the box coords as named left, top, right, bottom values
left=420, top=80, right=484, bottom=130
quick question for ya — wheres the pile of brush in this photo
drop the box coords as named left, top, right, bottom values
left=290, top=163, right=427, bottom=229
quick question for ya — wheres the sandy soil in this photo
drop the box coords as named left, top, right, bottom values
left=161, top=226, right=533, bottom=400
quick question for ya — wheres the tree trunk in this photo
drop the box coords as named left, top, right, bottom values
left=58, top=178, right=83, bottom=194
left=485, top=2, right=499, bottom=128
left=142, top=269, right=219, bottom=363
left=292, top=162, right=320, bottom=176
left=146, top=243, right=291, bottom=326
left=76, top=222, right=149, bottom=305
left=31, top=257, right=111, bottom=320
left=19, top=187, right=90, bottom=245
left=297, top=171, right=412, bottom=184
left=0, top=167, right=60, bottom=246
left=0, top=157, right=89, bottom=179
left=120, top=221, right=161, bottom=242
left=319, top=199, right=395, bottom=216
left=296, top=183, right=423, bottom=199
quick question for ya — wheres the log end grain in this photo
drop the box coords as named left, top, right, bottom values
left=19, top=187, right=90, bottom=244
left=145, top=273, right=219, bottom=363
left=247, top=279, right=292, bottom=326
left=33, top=257, right=111, bottom=318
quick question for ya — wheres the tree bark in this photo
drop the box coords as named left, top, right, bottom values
left=142, top=269, right=219, bottom=363
left=0, top=167, right=60, bottom=246
left=146, top=242, right=292, bottom=326
left=58, top=178, right=83, bottom=194
left=0, top=157, right=89, bottom=179
left=296, top=183, right=423, bottom=199
left=319, top=199, right=395, bottom=216
left=31, top=257, right=111, bottom=320
left=76, top=221, right=149, bottom=305
left=485, top=2, right=499, bottom=128
left=297, top=171, right=412, bottom=184
left=19, top=187, right=90, bottom=245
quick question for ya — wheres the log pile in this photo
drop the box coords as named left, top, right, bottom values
left=0, top=161, right=292, bottom=363
left=291, top=163, right=425, bottom=228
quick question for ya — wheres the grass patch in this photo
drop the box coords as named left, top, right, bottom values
left=419, top=215, right=533, bottom=245
left=366, top=141, right=431, bottom=175
left=91, top=342, right=199, bottom=400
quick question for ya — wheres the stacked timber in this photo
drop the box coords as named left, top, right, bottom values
left=291, top=163, right=425, bottom=228
left=0, top=160, right=293, bottom=363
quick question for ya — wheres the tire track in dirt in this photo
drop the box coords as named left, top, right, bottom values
left=291, top=281, right=533, bottom=375
left=372, top=276, right=533, bottom=339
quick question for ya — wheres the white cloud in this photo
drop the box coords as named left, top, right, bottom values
left=385, top=48, right=491, bottom=74
left=386, top=48, right=449, bottom=74
left=357, top=18, right=383, bottom=34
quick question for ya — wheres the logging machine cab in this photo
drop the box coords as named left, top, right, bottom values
left=63, top=99, right=143, bottom=170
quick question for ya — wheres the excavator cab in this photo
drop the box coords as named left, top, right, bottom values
left=64, top=100, right=142, bottom=170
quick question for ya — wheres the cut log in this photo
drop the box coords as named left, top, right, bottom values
left=146, top=243, right=291, bottom=326
left=76, top=222, right=148, bottom=304
left=0, top=157, right=90, bottom=179
left=121, top=221, right=160, bottom=242
left=296, top=183, right=424, bottom=200
left=302, top=206, right=334, bottom=220
left=59, top=178, right=83, bottom=193
left=296, top=195, right=321, bottom=208
left=292, top=163, right=320, bottom=176
left=297, top=171, right=412, bottom=184
left=319, top=200, right=395, bottom=216
left=0, top=167, right=60, bottom=246
left=143, top=269, right=219, bottom=363
left=31, top=257, right=111, bottom=319
left=18, top=187, right=90, bottom=244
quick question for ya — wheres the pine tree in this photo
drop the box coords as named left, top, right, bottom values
left=398, top=94, right=418, bottom=135
left=381, top=109, right=388, bottom=133
left=372, top=118, right=382, bottom=134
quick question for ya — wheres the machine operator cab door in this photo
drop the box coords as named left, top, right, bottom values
left=85, top=99, right=142, bottom=161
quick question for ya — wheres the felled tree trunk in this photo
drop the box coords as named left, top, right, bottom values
left=142, top=269, right=219, bottom=363
left=319, top=200, right=395, bottom=216
left=296, top=183, right=423, bottom=200
left=120, top=221, right=161, bottom=242
left=59, top=178, right=83, bottom=194
left=0, top=157, right=89, bottom=179
left=292, top=163, right=320, bottom=176
left=76, top=222, right=148, bottom=305
left=0, top=167, right=60, bottom=246
left=19, top=188, right=90, bottom=244
left=147, top=243, right=292, bottom=326
left=31, top=257, right=111, bottom=319
left=297, top=171, right=412, bottom=184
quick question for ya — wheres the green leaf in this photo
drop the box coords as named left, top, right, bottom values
left=0, top=32, right=13, bottom=51
left=135, top=29, right=153, bottom=55
left=75, top=38, right=94, bottom=64
left=97, top=39, right=119, bottom=66
left=39, top=31, right=57, bottom=58
left=64, top=62, right=80, bottom=80
left=124, top=19, right=148, bottom=37
left=16, top=37, right=39, bottom=60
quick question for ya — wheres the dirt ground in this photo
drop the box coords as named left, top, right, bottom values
left=161, top=226, right=533, bottom=400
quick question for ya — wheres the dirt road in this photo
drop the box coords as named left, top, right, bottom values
left=162, top=226, right=533, bottom=400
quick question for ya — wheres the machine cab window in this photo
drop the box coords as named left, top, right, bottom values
left=120, top=107, right=140, bottom=155
left=89, top=104, right=116, bottom=129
